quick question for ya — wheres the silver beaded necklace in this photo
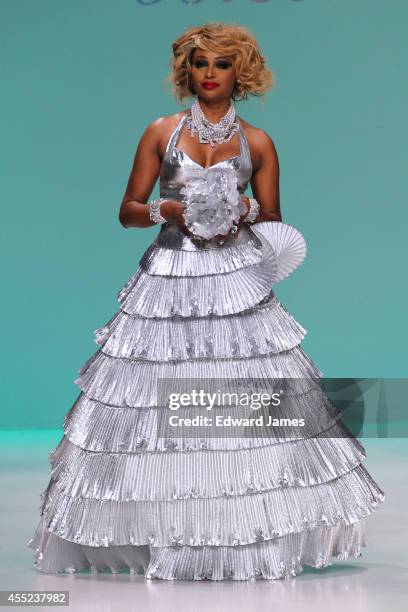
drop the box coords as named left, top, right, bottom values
left=185, top=99, right=240, bottom=148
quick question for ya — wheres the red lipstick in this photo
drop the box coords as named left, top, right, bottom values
left=202, top=82, right=219, bottom=90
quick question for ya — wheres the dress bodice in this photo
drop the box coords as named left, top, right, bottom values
left=160, top=112, right=253, bottom=202
left=157, top=111, right=254, bottom=250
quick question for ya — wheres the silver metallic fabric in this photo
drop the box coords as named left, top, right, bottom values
left=27, top=113, right=385, bottom=581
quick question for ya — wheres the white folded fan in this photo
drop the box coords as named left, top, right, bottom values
left=251, top=221, right=307, bottom=284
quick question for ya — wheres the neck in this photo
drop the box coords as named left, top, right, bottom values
left=195, top=97, right=232, bottom=123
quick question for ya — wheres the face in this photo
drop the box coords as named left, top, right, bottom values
left=190, top=49, right=237, bottom=101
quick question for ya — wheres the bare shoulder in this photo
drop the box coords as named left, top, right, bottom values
left=238, top=116, right=278, bottom=170
left=238, top=116, right=277, bottom=153
left=140, top=111, right=187, bottom=155
left=147, top=110, right=186, bottom=132
left=143, top=111, right=186, bottom=135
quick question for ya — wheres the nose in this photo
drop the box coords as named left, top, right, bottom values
left=205, top=63, right=215, bottom=78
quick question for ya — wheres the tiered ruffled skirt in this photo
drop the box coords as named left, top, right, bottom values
left=27, top=221, right=385, bottom=580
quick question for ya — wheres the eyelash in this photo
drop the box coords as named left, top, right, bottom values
left=193, top=60, right=231, bottom=70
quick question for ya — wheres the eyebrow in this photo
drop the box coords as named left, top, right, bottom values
left=193, top=55, right=232, bottom=61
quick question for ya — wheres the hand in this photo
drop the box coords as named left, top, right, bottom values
left=214, top=195, right=251, bottom=245
left=160, top=199, right=188, bottom=230
left=240, top=195, right=251, bottom=218
left=160, top=199, right=205, bottom=241
left=213, top=223, right=242, bottom=245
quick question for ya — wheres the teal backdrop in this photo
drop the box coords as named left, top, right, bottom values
left=1, top=0, right=407, bottom=429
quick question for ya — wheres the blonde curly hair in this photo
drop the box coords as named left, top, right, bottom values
left=165, top=22, right=275, bottom=104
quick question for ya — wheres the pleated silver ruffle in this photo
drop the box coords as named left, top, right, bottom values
left=33, top=463, right=382, bottom=548
left=94, top=293, right=307, bottom=361
left=74, top=346, right=323, bottom=409
left=117, top=234, right=277, bottom=318
left=29, top=518, right=367, bottom=579
left=138, top=231, right=265, bottom=276
left=42, top=427, right=367, bottom=503
left=144, top=519, right=368, bottom=580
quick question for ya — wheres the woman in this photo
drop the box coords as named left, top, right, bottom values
left=28, top=22, right=385, bottom=581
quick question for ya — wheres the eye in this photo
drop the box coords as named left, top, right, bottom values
left=216, top=61, right=232, bottom=70
left=192, top=60, right=232, bottom=70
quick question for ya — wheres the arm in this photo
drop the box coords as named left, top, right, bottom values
left=118, top=118, right=184, bottom=229
left=247, top=130, right=282, bottom=223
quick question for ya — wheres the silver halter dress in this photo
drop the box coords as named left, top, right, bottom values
left=27, top=111, right=385, bottom=580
